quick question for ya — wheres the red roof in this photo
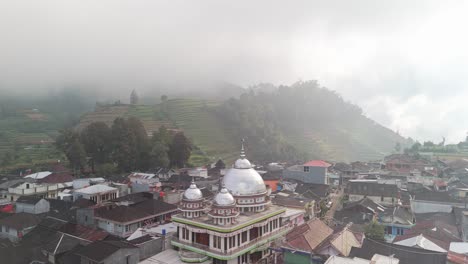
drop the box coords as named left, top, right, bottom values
left=38, top=172, right=74, bottom=184
left=303, top=160, right=331, bottom=168
left=448, top=251, right=468, bottom=264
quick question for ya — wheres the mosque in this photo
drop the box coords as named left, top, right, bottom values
left=171, top=145, right=291, bottom=264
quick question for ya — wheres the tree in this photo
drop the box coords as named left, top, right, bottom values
left=161, top=95, right=168, bottom=102
left=423, top=141, right=435, bottom=147
left=152, top=126, right=172, bottom=146
left=66, top=139, right=87, bottom=172
left=364, top=221, right=385, bottom=241
left=81, top=122, right=112, bottom=171
left=130, top=90, right=139, bottom=105
left=111, top=117, right=137, bottom=172
left=394, top=142, right=401, bottom=153
left=169, top=132, right=192, bottom=168
left=215, top=159, right=226, bottom=169
left=56, top=129, right=79, bottom=153
left=151, top=141, right=170, bottom=168
left=1, top=151, right=13, bottom=166
left=127, top=117, right=151, bottom=170
left=410, top=142, right=421, bottom=152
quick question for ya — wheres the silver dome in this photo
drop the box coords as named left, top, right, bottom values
left=223, top=166, right=267, bottom=196
left=223, top=141, right=267, bottom=196
left=214, top=187, right=236, bottom=206
left=183, top=181, right=203, bottom=200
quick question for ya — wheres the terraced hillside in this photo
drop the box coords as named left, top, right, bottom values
left=75, top=101, right=239, bottom=166
left=75, top=98, right=405, bottom=165
left=285, top=120, right=404, bottom=162
left=164, top=99, right=239, bottom=164
left=0, top=110, right=64, bottom=168
left=76, top=104, right=173, bottom=137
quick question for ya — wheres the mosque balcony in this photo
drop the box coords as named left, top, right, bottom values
left=179, top=249, right=210, bottom=263
left=170, top=224, right=291, bottom=261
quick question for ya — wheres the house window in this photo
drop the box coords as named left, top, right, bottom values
left=381, top=195, right=384, bottom=202
left=304, top=166, right=310, bottom=172
left=26, top=184, right=30, bottom=189
left=397, top=228, right=404, bottom=235
left=125, top=225, right=130, bottom=232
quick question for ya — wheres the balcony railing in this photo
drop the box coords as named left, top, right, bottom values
left=171, top=225, right=291, bottom=258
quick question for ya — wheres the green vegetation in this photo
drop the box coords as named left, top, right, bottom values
left=1, top=81, right=411, bottom=171
left=365, top=221, right=386, bottom=241
left=216, top=81, right=408, bottom=162
left=0, top=90, right=94, bottom=171
left=57, top=117, right=192, bottom=174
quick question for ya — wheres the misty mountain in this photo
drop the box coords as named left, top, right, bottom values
left=74, top=81, right=407, bottom=164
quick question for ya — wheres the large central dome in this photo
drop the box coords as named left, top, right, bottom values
left=222, top=145, right=267, bottom=196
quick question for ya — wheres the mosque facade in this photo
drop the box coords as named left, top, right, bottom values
left=171, top=145, right=291, bottom=264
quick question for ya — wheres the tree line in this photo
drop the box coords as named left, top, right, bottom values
left=56, top=117, right=192, bottom=174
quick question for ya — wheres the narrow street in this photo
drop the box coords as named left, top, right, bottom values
left=324, top=187, right=344, bottom=224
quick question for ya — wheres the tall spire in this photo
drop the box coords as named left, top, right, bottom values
left=240, top=138, right=246, bottom=159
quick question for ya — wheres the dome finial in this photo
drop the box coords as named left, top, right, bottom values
left=240, top=138, right=246, bottom=159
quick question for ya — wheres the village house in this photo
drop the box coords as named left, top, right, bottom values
left=393, top=221, right=462, bottom=253
left=335, top=197, right=386, bottom=225
left=349, top=238, right=447, bottom=264
left=383, top=154, right=434, bottom=174
left=379, top=206, right=415, bottom=240
left=410, top=189, right=465, bottom=214
left=281, top=219, right=364, bottom=264
left=324, top=255, right=400, bottom=264
left=346, top=180, right=399, bottom=206
left=73, top=184, right=119, bottom=204
left=272, top=193, right=317, bottom=219
left=23, top=165, right=74, bottom=184
left=283, top=160, right=331, bottom=184
left=0, top=213, right=43, bottom=242
left=69, top=240, right=140, bottom=264
left=15, top=196, right=50, bottom=214
left=7, top=181, right=64, bottom=201
left=128, top=172, right=161, bottom=193
left=88, top=198, right=178, bottom=238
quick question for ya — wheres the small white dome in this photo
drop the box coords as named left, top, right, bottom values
left=183, top=181, right=203, bottom=200
left=214, top=187, right=235, bottom=206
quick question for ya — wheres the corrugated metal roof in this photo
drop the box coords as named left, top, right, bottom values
left=75, top=184, right=117, bottom=194
left=24, top=171, right=52, bottom=179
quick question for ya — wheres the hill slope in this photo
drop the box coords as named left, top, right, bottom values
left=75, top=98, right=406, bottom=165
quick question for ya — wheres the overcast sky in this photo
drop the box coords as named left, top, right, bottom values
left=1, top=0, right=468, bottom=143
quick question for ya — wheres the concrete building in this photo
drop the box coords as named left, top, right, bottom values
left=93, top=198, right=178, bottom=238
left=15, top=196, right=50, bottom=214
left=7, top=182, right=63, bottom=201
left=73, top=184, right=119, bottom=204
left=171, top=145, right=293, bottom=264
left=283, top=160, right=331, bottom=184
